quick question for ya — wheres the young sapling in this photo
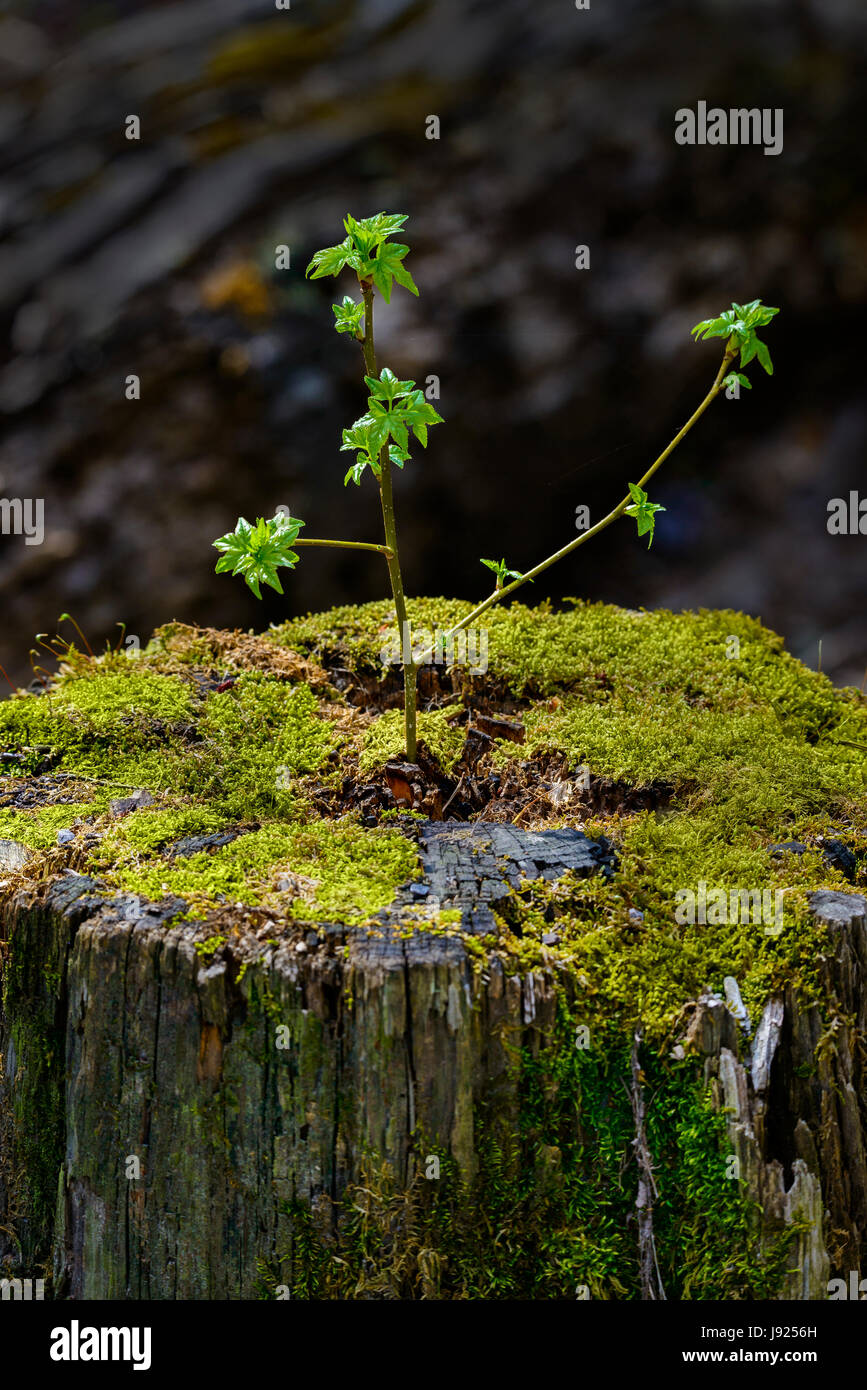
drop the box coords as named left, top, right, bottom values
left=213, top=214, right=778, bottom=763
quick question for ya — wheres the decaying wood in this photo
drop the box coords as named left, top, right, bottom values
left=630, top=1028, right=666, bottom=1301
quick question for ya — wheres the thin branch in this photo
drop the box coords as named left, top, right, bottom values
left=294, top=538, right=394, bottom=558
left=414, top=345, right=737, bottom=667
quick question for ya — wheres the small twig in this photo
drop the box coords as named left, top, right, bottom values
left=440, top=774, right=465, bottom=819
left=512, top=795, right=544, bottom=828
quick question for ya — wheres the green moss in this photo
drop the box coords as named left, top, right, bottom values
left=276, top=597, right=475, bottom=673
left=254, top=1003, right=789, bottom=1299
left=3, top=600, right=861, bottom=1017
left=649, top=1060, right=799, bottom=1298
left=194, top=935, right=227, bottom=959
left=94, top=818, right=416, bottom=921
left=0, top=673, right=192, bottom=744
left=0, top=672, right=195, bottom=786
left=358, top=708, right=465, bottom=775
left=513, top=688, right=865, bottom=791
left=0, top=663, right=334, bottom=816
left=173, top=674, right=335, bottom=818
left=275, top=596, right=864, bottom=710
left=101, top=806, right=227, bottom=856
left=487, top=838, right=839, bottom=1047
left=0, top=802, right=99, bottom=850
left=48, top=673, right=194, bottom=729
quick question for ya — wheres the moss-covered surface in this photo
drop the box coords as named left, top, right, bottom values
left=0, top=597, right=864, bottom=989
left=1, top=599, right=864, bottom=1298
left=358, top=707, right=464, bottom=776
left=89, top=816, right=417, bottom=921
left=254, top=1007, right=796, bottom=1300
left=0, top=652, right=414, bottom=921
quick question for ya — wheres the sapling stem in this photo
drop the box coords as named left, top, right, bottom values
left=413, top=343, right=737, bottom=666
left=359, top=280, right=418, bottom=762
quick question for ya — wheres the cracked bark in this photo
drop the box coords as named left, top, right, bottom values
left=630, top=1030, right=666, bottom=1301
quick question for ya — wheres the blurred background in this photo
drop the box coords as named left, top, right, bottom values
left=0, top=0, right=864, bottom=687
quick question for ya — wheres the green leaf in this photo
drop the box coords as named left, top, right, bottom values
left=741, top=300, right=779, bottom=328
left=332, top=296, right=365, bottom=337
left=213, top=513, right=305, bottom=599
left=380, top=407, right=409, bottom=454
left=345, top=212, right=408, bottom=258
left=755, top=338, right=773, bottom=375
left=344, top=459, right=368, bottom=487
left=306, top=238, right=357, bottom=280
left=340, top=412, right=390, bottom=461
left=739, top=333, right=758, bottom=368
left=692, top=301, right=780, bottom=366
left=624, top=484, right=666, bottom=549
left=722, top=372, right=752, bottom=391
left=388, top=389, right=444, bottom=448
left=309, top=213, right=413, bottom=287
left=369, top=241, right=418, bottom=302
left=364, top=367, right=416, bottom=403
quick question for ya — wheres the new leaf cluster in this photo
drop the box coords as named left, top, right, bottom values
left=341, top=367, right=444, bottom=487
left=213, top=513, right=305, bottom=600
left=481, top=557, right=525, bottom=590
left=624, top=483, right=666, bottom=549
left=306, top=212, right=419, bottom=303
left=692, top=298, right=779, bottom=381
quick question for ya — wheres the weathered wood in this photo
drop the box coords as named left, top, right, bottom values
left=2, top=843, right=866, bottom=1298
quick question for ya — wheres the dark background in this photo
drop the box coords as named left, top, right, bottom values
left=0, top=0, right=864, bottom=686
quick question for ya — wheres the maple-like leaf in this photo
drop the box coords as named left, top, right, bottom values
left=213, top=513, right=304, bottom=599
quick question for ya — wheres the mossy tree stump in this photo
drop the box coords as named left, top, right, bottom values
left=1, top=600, right=865, bottom=1298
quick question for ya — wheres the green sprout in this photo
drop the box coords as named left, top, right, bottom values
left=213, top=209, right=779, bottom=763
left=624, top=484, right=666, bottom=549
left=691, top=299, right=778, bottom=374
left=481, top=558, right=525, bottom=591
left=332, top=296, right=365, bottom=339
